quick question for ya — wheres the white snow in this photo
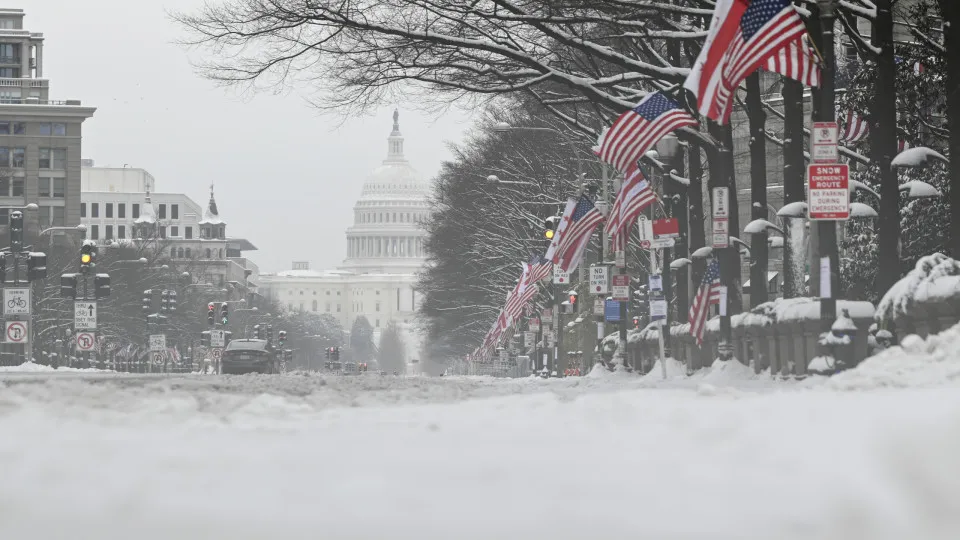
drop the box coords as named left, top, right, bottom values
left=1, top=359, right=960, bottom=539
left=691, top=246, right=713, bottom=258
left=777, top=201, right=808, bottom=218
left=891, top=146, right=948, bottom=168
left=744, top=218, right=782, bottom=234
left=898, top=180, right=942, bottom=198
left=850, top=201, right=879, bottom=218
left=767, top=235, right=784, bottom=248
left=878, top=253, right=960, bottom=323
left=0, top=361, right=107, bottom=373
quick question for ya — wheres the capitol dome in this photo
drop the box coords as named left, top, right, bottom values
left=342, top=110, right=432, bottom=275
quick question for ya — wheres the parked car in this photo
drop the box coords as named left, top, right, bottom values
left=221, top=339, right=279, bottom=375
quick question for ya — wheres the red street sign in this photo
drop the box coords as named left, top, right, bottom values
left=808, top=164, right=850, bottom=220
left=653, top=217, right=680, bottom=238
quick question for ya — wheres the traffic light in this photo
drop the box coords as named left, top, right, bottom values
left=220, top=303, right=228, bottom=325
left=325, top=347, right=331, bottom=360
left=632, top=316, right=640, bottom=329
left=544, top=215, right=559, bottom=240
left=278, top=330, right=286, bottom=348
left=61, top=273, right=78, bottom=298
left=207, top=303, right=215, bottom=326
left=160, top=290, right=170, bottom=312
left=332, top=347, right=340, bottom=361
left=142, top=289, right=153, bottom=314
left=167, top=290, right=177, bottom=312
left=80, top=242, right=96, bottom=273
left=27, top=252, right=46, bottom=281
left=266, top=325, right=273, bottom=346
left=9, top=210, right=22, bottom=252
left=253, top=324, right=261, bottom=339
left=95, top=274, right=111, bottom=299
left=201, top=330, right=210, bottom=347
left=0, top=253, right=5, bottom=285
left=568, top=291, right=578, bottom=305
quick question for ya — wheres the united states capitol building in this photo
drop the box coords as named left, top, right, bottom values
left=260, top=111, right=429, bottom=359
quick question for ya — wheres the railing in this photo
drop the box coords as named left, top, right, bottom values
left=0, top=77, right=47, bottom=87
left=0, top=55, right=18, bottom=64
left=0, top=97, right=81, bottom=106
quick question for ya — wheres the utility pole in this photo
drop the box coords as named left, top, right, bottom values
left=814, top=0, right=840, bottom=331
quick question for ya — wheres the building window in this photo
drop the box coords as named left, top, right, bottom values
left=158, top=204, right=166, bottom=219
left=185, top=248, right=191, bottom=258
left=159, top=227, right=166, bottom=239
left=312, top=300, right=318, bottom=311
left=299, top=302, right=304, bottom=311
left=376, top=319, right=380, bottom=328
left=0, top=121, right=24, bottom=134
left=325, top=303, right=331, bottom=312
left=337, top=304, right=341, bottom=312
left=0, top=146, right=25, bottom=167
left=91, top=203, right=99, bottom=218
left=80, top=203, right=86, bottom=218
left=39, top=148, right=67, bottom=169
left=90, top=225, right=99, bottom=240
left=205, top=248, right=211, bottom=258
left=38, top=123, right=66, bottom=136
left=105, top=203, right=113, bottom=218
left=38, top=206, right=50, bottom=226
left=118, top=225, right=125, bottom=239
left=326, top=291, right=330, bottom=296
left=53, top=178, right=64, bottom=198
left=117, top=203, right=125, bottom=218
left=171, top=226, right=179, bottom=237
left=171, top=204, right=179, bottom=220
left=132, top=204, right=139, bottom=219
left=185, top=227, right=192, bottom=239
left=105, top=225, right=113, bottom=240
left=38, top=178, right=50, bottom=197
left=53, top=207, right=64, bottom=227
left=376, top=302, right=380, bottom=312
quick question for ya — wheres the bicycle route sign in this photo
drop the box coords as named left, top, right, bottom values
left=3, top=288, right=30, bottom=315
left=75, top=332, right=96, bottom=351
left=5, top=321, right=28, bottom=343
left=74, top=301, right=97, bottom=330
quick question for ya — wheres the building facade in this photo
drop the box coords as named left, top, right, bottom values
left=0, top=8, right=95, bottom=240
left=80, top=165, right=260, bottom=299
left=260, top=111, right=428, bottom=359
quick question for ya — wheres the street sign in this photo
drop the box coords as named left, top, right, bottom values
left=712, top=219, right=729, bottom=249
left=808, top=164, right=850, bottom=220
left=541, top=309, right=553, bottom=324
left=650, top=298, right=668, bottom=325
left=611, top=274, right=630, bottom=302
left=552, top=265, right=569, bottom=285
left=544, top=330, right=555, bottom=347
left=637, top=216, right=654, bottom=248
left=590, top=265, right=610, bottom=294
left=653, top=218, right=680, bottom=238
left=499, top=349, right=509, bottom=363
left=74, top=301, right=97, bottom=330
left=649, top=274, right=663, bottom=292
left=718, top=286, right=729, bottom=316
left=149, top=334, right=166, bottom=352
left=524, top=331, right=536, bottom=347
left=528, top=318, right=541, bottom=332
left=593, top=297, right=605, bottom=316
left=210, top=329, right=226, bottom=348
left=604, top=299, right=621, bottom=322
left=615, top=250, right=626, bottom=268
left=651, top=237, right=676, bottom=249
left=211, top=348, right=223, bottom=361
left=712, top=187, right=730, bottom=218
left=4, top=320, right=27, bottom=343
left=811, top=122, right=839, bottom=163
left=153, top=352, right=165, bottom=365
left=3, top=287, right=30, bottom=315
left=75, top=332, right=96, bottom=351
left=712, top=187, right=729, bottom=249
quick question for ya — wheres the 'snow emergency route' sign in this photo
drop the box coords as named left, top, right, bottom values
left=808, top=164, right=849, bottom=220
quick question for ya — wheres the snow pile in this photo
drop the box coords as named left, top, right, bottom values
left=0, top=362, right=109, bottom=373
left=642, top=357, right=687, bottom=379
left=829, top=322, right=960, bottom=390
left=698, top=359, right=758, bottom=384
left=878, top=253, right=960, bottom=323
left=891, top=146, right=947, bottom=168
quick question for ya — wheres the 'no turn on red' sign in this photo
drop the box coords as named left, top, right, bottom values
left=808, top=164, right=850, bottom=220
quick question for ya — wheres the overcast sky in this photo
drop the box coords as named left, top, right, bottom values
left=20, top=0, right=474, bottom=273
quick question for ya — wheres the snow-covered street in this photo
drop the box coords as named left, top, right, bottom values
left=2, top=357, right=960, bottom=540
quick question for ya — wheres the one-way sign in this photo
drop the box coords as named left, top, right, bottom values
left=74, top=301, right=97, bottom=330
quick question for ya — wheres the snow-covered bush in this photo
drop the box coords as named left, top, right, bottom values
left=877, top=253, right=960, bottom=323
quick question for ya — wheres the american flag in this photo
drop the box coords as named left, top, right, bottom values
left=840, top=110, right=869, bottom=144
left=605, top=163, right=657, bottom=246
left=689, top=259, right=722, bottom=346
left=552, top=195, right=606, bottom=273
left=764, top=33, right=821, bottom=87
left=685, top=0, right=809, bottom=122
left=504, top=263, right=536, bottom=322
left=528, top=253, right=553, bottom=284
left=594, top=92, right=698, bottom=173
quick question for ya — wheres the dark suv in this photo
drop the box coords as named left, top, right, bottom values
left=221, top=339, right=279, bottom=374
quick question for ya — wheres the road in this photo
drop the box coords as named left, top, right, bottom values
left=1, top=362, right=959, bottom=540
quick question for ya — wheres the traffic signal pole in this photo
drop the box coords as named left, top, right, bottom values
left=814, top=0, right=839, bottom=333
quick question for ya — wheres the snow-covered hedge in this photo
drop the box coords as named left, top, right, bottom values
left=877, top=253, right=960, bottom=324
